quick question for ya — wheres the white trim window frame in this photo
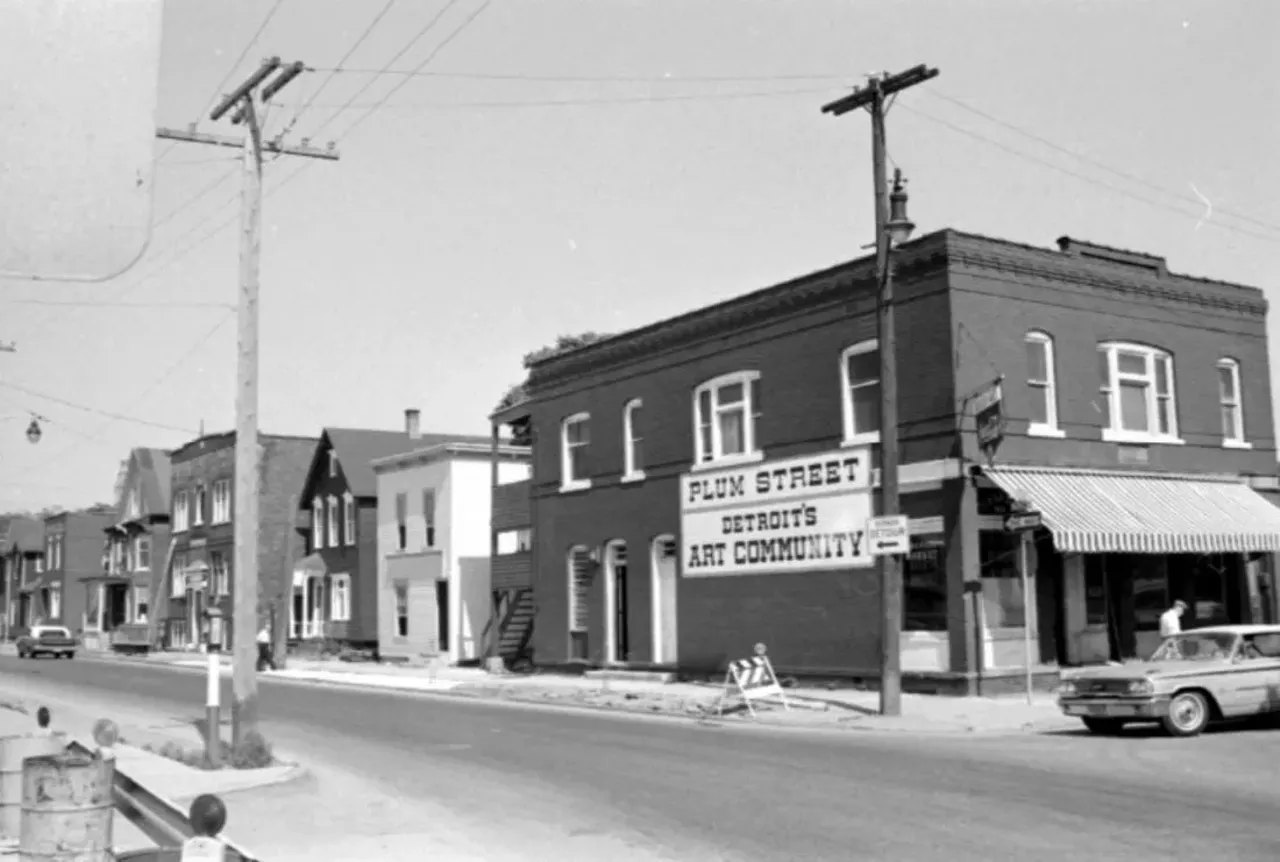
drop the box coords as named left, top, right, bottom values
left=692, top=370, right=763, bottom=470
left=311, top=496, right=323, bottom=551
left=342, top=492, right=356, bottom=545
left=560, top=412, right=592, bottom=493
left=192, top=485, right=207, bottom=526
left=212, top=480, right=231, bottom=524
left=1217, top=358, right=1250, bottom=448
left=173, top=491, right=190, bottom=533
left=1097, top=342, right=1182, bottom=445
left=622, top=398, right=645, bottom=483
left=1024, top=330, right=1065, bottom=438
left=330, top=573, right=351, bottom=622
left=840, top=340, right=881, bottom=446
left=134, top=535, right=151, bottom=572
left=326, top=495, right=339, bottom=548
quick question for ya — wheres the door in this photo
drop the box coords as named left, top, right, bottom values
left=1226, top=632, right=1280, bottom=716
left=614, top=560, right=629, bottom=662
left=651, top=536, right=678, bottom=665
left=435, top=579, right=450, bottom=655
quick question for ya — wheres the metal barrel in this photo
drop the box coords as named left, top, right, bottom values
left=0, top=734, right=66, bottom=842
left=18, top=752, right=113, bottom=862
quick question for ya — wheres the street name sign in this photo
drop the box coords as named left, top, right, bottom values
left=1004, top=511, right=1042, bottom=533
left=866, top=515, right=910, bottom=556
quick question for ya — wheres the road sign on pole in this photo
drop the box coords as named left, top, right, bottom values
left=866, top=515, right=910, bottom=556
left=1004, top=511, right=1042, bottom=533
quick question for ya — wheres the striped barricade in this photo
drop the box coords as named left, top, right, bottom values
left=718, top=645, right=790, bottom=718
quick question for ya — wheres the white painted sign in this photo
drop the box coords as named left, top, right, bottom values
left=866, top=515, right=910, bottom=556
left=679, top=448, right=874, bottom=577
left=181, top=836, right=225, bottom=862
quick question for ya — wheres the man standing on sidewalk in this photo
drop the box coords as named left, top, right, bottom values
left=256, top=625, right=277, bottom=672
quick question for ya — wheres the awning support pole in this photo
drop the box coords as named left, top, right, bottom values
left=1020, top=532, right=1034, bottom=705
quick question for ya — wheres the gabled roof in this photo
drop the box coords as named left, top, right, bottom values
left=114, top=448, right=172, bottom=519
left=300, top=428, right=495, bottom=501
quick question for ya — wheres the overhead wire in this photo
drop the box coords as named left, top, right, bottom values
left=0, top=379, right=197, bottom=435
left=309, top=68, right=857, bottom=84
left=289, top=85, right=847, bottom=111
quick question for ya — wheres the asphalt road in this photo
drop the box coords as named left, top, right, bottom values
left=3, top=655, right=1280, bottom=861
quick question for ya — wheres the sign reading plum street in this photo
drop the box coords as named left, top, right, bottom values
left=679, top=448, right=874, bottom=577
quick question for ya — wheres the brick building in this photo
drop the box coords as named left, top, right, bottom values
left=494, top=230, right=1280, bottom=692
left=35, top=507, right=117, bottom=633
left=160, top=431, right=316, bottom=651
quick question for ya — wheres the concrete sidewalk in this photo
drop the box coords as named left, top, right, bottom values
left=93, top=649, right=1077, bottom=735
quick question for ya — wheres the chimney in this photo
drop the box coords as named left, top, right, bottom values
left=405, top=408, right=421, bottom=440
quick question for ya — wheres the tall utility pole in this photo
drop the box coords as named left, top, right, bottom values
left=822, top=64, right=938, bottom=718
left=158, top=57, right=339, bottom=743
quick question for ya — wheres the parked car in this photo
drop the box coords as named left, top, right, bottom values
left=1058, top=624, right=1280, bottom=737
left=15, top=625, right=77, bottom=660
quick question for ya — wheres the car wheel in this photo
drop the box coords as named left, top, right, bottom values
left=1081, top=717, right=1126, bottom=735
left=65, top=652, right=74, bottom=660
left=1163, top=690, right=1211, bottom=737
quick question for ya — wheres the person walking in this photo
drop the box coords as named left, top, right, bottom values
left=256, top=625, right=277, bottom=672
left=1159, top=599, right=1188, bottom=638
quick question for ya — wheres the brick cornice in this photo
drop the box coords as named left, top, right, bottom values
left=527, top=229, right=1265, bottom=389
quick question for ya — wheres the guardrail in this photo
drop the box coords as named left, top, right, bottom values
left=0, top=709, right=264, bottom=862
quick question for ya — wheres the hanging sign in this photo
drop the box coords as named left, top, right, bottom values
left=973, top=381, right=1006, bottom=461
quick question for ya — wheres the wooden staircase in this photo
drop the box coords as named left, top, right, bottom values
left=484, top=588, right=534, bottom=666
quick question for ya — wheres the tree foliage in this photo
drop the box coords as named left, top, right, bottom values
left=520, top=331, right=612, bottom=369
left=492, top=332, right=612, bottom=447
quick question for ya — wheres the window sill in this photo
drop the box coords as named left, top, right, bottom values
left=620, top=471, right=646, bottom=484
left=1101, top=428, right=1184, bottom=446
left=689, top=450, right=765, bottom=474
left=1026, top=424, right=1066, bottom=439
left=560, top=479, right=593, bottom=494
left=841, top=433, right=880, bottom=449
left=1222, top=439, right=1253, bottom=450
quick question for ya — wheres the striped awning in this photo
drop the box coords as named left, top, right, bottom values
left=983, top=466, right=1280, bottom=555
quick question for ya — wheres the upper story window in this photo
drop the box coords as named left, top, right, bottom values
left=622, top=399, right=644, bottom=482
left=310, top=496, right=323, bottom=551
left=1217, top=358, right=1248, bottom=448
left=1025, top=331, right=1063, bottom=438
left=560, top=413, right=591, bottom=492
left=326, top=495, right=339, bottom=548
left=173, top=491, right=190, bottom=533
left=126, top=489, right=140, bottom=520
left=422, top=489, right=437, bottom=548
left=193, top=485, right=207, bottom=526
left=134, top=536, right=151, bottom=572
left=328, top=450, right=339, bottom=479
left=212, top=480, right=231, bottom=524
left=395, top=492, right=408, bottom=550
left=1097, top=342, right=1180, bottom=445
left=693, top=371, right=762, bottom=467
left=342, top=492, right=356, bottom=546
left=841, top=341, right=880, bottom=446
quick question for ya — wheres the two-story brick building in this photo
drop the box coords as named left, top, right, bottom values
left=495, top=229, right=1280, bottom=693
left=291, top=410, right=494, bottom=651
left=160, top=431, right=316, bottom=651
left=87, top=448, right=172, bottom=651
left=36, top=506, right=117, bottom=633
left=0, top=516, right=43, bottom=636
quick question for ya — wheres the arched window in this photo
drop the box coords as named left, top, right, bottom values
left=622, top=399, right=644, bottom=481
left=1024, top=331, right=1063, bottom=437
left=692, top=371, right=761, bottom=466
left=1096, top=342, right=1180, bottom=444
left=560, top=412, right=591, bottom=492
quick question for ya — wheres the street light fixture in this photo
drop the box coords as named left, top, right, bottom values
left=25, top=418, right=42, bottom=444
left=886, top=168, right=915, bottom=247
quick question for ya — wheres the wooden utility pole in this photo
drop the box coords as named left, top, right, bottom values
left=822, top=64, right=938, bottom=718
left=159, top=57, right=339, bottom=743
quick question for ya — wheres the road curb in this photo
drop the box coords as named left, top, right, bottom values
left=76, top=653, right=1075, bottom=738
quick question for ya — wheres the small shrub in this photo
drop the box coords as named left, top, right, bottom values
left=229, top=730, right=274, bottom=769
left=144, top=730, right=275, bottom=771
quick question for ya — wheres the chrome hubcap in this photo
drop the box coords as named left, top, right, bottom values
left=1172, top=696, right=1203, bottom=729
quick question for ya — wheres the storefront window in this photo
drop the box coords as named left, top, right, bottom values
left=1084, top=555, right=1107, bottom=627
left=1192, top=555, right=1228, bottom=626
left=979, top=531, right=1025, bottom=628
left=904, top=544, right=946, bottom=632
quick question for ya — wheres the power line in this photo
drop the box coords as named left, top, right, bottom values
left=287, top=84, right=843, bottom=112
left=1, top=299, right=232, bottom=310
left=896, top=102, right=1280, bottom=246
left=153, top=167, right=238, bottom=228
left=0, top=379, right=196, bottom=434
left=922, top=90, right=1280, bottom=237
left=198, top=0, right=287, bottom=122
left=309, top=67, right=856, bottom=84
left=284, top=0, right=400, bottom=132
left=303, top=0, right=465, bottom=144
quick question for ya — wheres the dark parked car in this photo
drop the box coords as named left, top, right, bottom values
left=16, top=625, right=77, bottom=659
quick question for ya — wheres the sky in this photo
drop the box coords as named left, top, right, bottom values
left=1, top=0, right=1277, bottom=511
